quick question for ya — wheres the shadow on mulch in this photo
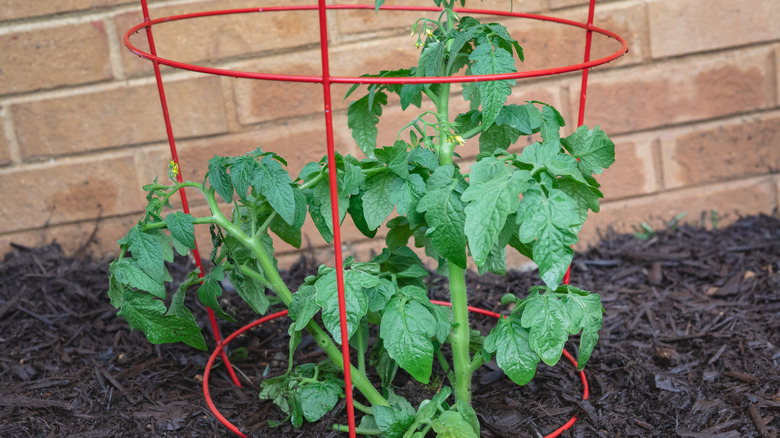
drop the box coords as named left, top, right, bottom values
left=1, top=214, right=779, bottom=437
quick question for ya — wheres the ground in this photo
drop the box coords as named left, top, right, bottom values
left=1, top=214, right=779, bottom=437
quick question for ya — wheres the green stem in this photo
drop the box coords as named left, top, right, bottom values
left=435, top=349, right=456, bottom=388
left=469, top=353, right=485, bottom=374
left=333, top=425, right=382, bottom=436
left=459, top=123, right=483, bottom=141
left=237, top=264, right=273, bottom=290
left=352, top=400, right=373, bottom=415
left=447, top=262, right=472, bottom=404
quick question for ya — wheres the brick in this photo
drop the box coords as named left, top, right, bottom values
left=0, top=0, right=131, bottom=21
left=0, top=155, right=144, bottom=234
left=116, top=0, right=321, bottom=76
left=0, top=214, right=138, bottom=259
left=505, top=1, right=645, bottom=73
left=661, top=114, right=780, bottom=189
left=574, top=48, right=776, bottom=135
left=231, top=52, right=323, bottom=126
left=648, top=0, right=780, bottom=59
left=13, top=77, right=227, bottom=159
left=576, top=176, right=776, bottom=248
left=333, top=0, right=545, bottom=35
left=597, top=135, right=658, bottom=200
left=0, top=22, right=112, bottom=95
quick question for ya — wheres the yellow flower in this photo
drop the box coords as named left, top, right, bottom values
left=454, top=135, right=465, bottom=146
left=168, top=160, right=179, bottom=179
left=425, top=27, right=434, bottom=37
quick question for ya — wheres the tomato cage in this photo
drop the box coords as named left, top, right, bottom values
left=124, top=1, right=627, bottom=436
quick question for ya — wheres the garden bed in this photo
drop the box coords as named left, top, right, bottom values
left=1, top=214, right=779, bottom=437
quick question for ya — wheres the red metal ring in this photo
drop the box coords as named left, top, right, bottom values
left=202, top=306, right=589, bottom=438
left=124, top=5, right=628, bottom=84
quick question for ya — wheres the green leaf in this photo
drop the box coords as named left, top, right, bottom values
left=559, top=286, right=603, bottom=369
left=483, top=315, right=539, bottom=385
left=118, top=289, right=206, bottom=350
left=112, top=258, right=166, bottom=299
left=462, top=158, right=529, bottom=266
left=229, top=268, right=270, bottom=315
left=348, top=193, right=378, bottom=239
left=468, top=41, right=517, bottom=129
left=408, top=146, right=439, bottom=171
left=288, top=284, right=320, bottom=331
left=348, top=92, right=387, bottom=158
left=539, top=104, right=564, bottom=147
left=164, top=212, right=196, bottom=250
left=315, top=269, right=375, bottom=344
left=417, top=165, right=468, bottom=269
left=400, top=82, right=424, bottom=110
left=521, top=291, right=569, bottom=366
left=306, top=177, right=349, bottom=243
left=390, top=173, right=426, bottom=224
left=517, top=141, right=586, bottom=184
left=562, top=125, right=616, bottom=176
left=557, top=177, right=603, bottom=224
left=417, top=40, right=446, bottom=83
left=362, top=171, right=398, bottom=230
left=373, top=404, right=415, bottom=438
left=495, top=103, right=542, bottom=135
left=432, top=411, right=479, bottom=438
left=287, top=324, right=302, bottom=374
left=517, top=185, right=581, bottom=288
left=300, top=379, right=343, bottom=423
left=380, top=296, right=437, bottom=384
left=374, top=0, right=385, bottom=13
left=446, top=23, right=482, bottom=74
left=253, top=156, right=295, bottom=225
left=126, top=225, right=166, bottom=284
left=197, top=266, right=236, bottom=322
left=208, top=156, right=233, bottom=203
left=455, top=400, right=480, bottom=436
left=229, top=155, right=258, bottom=200
left=478, top=122, right=521, bottom=156
left=290, top=392, right=304, bottom=428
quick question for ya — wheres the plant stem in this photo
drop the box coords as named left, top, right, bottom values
left=352, top=400, right=373, bottom=415
left=447, top=262, right=472, bottom=404
left=333, top=425, right=382, bottom=436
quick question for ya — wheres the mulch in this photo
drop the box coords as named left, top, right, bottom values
left=1, top=214, right=779, bottom=437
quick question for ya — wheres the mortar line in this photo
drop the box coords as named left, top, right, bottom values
left=650, top=137, right=664, bottom=192
left=103, top=17, right=127, bottom=81
left=0, top=106, right=22, bottom=165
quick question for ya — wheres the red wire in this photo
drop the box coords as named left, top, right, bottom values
left=124, top=6, right=627, bottom=84
left=139, top=0, right=241, bottom=387
left=316, top=1, right=357, bottom=436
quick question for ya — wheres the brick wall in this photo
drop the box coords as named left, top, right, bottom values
left=0, top=0, right=778, bottom=267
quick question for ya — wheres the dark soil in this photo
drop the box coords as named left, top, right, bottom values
left=1, top=214, right=779, bottom=437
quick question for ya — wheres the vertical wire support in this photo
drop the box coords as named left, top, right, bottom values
left=316, top=1, right=357, bottom=436
left=139, top=0, right=241, bottom=388
left=563, top=0, right=597, bottom=288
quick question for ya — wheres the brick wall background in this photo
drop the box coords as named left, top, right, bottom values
left=0, top=0, right=778, bottom=268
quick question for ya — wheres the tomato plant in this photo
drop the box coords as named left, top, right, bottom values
left=108, top=1, right=615, bottom=435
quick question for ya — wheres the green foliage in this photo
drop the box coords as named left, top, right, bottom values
left=108, top=2, right=617, bottom=436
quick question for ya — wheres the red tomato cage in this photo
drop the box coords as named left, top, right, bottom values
left=124, top=2, right=627, bottom=436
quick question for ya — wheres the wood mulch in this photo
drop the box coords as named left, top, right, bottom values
left=1, top=214, right=779, bottom=437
